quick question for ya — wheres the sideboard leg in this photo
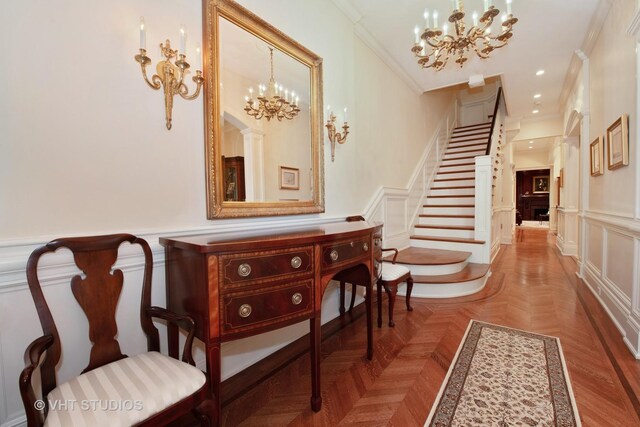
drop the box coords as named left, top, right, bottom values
left=366, top=282, right=373, bottom=360
left=206, top=342, right=221, bottom=426
left=310, top=316, right=322, bottom=411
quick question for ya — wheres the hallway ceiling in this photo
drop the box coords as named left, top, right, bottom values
left=335, top=0, right=600, bottom=120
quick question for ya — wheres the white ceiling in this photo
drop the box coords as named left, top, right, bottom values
left=338, top=0, right=600, bottom=120
left=512, top=136, right=554, bottom=152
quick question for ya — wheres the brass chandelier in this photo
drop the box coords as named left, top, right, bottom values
left=411, top=0, right=518, bottom=71
left=244, top=48, right=300, bottom=121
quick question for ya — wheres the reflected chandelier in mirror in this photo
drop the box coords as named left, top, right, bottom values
left=203, top=0, right=324, bottom=218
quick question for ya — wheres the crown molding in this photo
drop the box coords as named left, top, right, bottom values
left=330, top=0, right=423, bottom=95
left=627, top=7, right=640, bottom=36
left=559, top=0, right=612, bottom=111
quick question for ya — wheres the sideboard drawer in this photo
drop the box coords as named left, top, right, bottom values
left=221, top=281, right=313, bottom=335
left=220, top=246, right=313, bottom=289
left=321, top=237, right=370, bottom=270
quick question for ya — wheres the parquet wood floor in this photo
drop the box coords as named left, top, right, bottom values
left=220, top=229, right=640, bottom=426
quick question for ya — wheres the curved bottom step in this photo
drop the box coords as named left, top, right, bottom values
left=397, top=271, right=490, bottom=299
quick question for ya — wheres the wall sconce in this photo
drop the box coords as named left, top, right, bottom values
left=326, top=106, right=349, bottom=162
left=134, top=18, right=204, bottom=130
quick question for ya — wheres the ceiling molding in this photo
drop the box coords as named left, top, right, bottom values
left=330, top=0, right=423, bottom=94
left=627, top=8, right=640, bottom=36
left=559, top=0, right=612, bottom=111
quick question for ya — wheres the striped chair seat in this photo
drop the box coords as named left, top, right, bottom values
left=381, top=263, right=410, bottom=281
left=44, top=351, right=206, bottom=427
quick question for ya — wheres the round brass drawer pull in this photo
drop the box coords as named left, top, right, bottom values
left=291, top=256, right=302, bottom=269
left=363, top=242, right=369, bottom=251
left=330, top=250, right=339, bottom=261
left=292, top=292, right=303, bottom=305
left=238, top=263, right=252, bottom=277
left=238, top=304, right=252, bottom=318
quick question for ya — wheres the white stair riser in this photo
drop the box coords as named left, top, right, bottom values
left=414, top=227, right=474, bottom=239
left=414, top=227, right=475, bottom=239
left=436, top=171, right=475, bottom=180
left=438, top=164, right=475, bottom=173
left=422, top=206, right=475, bottom=215
left=418, top=216, right=475, bottom=226
left=441, top=157, right=478, bottom=166
left=444, top=150, right=486, bottom=160
left=396, top=273, right=489, bottom=299
left=425, top=196, right=474, bottom=205
left=452, top=128, right=491, bottom=137
left=431, top=179, right=475, bottom=188
left=429, top=187, right=475, bottom=196
left=395, top=261, right=468, bottom=276
left=449, top=137, right=489, bottom=145
left=447, top=144, right=486, bottom=154
left=410, top=238, right=484, bottom=262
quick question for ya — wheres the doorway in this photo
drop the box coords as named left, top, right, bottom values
left=515, top=169, right=550, bottom=228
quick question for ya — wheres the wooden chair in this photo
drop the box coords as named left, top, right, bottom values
left=376, top=248, right=413, bottom=327
left=19, top=234, right=214, bottom=427
left=337, top=216, right=413, bottom=327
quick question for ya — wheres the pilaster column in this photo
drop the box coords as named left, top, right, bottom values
left=241, top=128, right=265, bottom=202
left=560, top=136, right=580, bottom=257
left=576, top=50, right=590, bottom=275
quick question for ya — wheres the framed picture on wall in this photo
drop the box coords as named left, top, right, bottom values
left=590, top=136, right=604, bottom=176
left=279, top=166, right=300, bottom=190
left=607, top=114, right=629, bottom=170
left=532, top=176, right=549, bottom=193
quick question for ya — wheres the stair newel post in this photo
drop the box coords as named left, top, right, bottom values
left=474, top=155, right=493, bottom=264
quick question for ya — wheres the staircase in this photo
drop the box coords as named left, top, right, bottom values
left=389, top=122, right=493, bottom=298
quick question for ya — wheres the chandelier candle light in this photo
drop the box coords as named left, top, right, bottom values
left=134, top=18, right=204, bottom=130
left=325, top=106, right=349, bottom=162
left=412, top=0, right=517, bottom=71
left=244, top=47, right=301, bottom=121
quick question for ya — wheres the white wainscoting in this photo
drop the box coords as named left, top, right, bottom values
left=0, top=215, right=354, bottom=427
left=581, top=211, right=640, bottom=358
left=557, top=208, right=579, bottom=256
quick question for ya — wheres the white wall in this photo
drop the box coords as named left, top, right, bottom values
left=0, top=1, right=457, bottom=424
left=513, top=149, right=551, bottom=170
left=562, top=0, right=640, bottom=358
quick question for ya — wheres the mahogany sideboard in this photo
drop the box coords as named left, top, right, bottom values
left=160, top=221, right=383, bottom=424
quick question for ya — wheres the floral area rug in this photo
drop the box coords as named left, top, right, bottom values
left=425, top=320, right=581, bottom=426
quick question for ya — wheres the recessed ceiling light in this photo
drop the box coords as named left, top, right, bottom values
left=534, top=94, right=542, bottom=99
left=529, top=146, right=533, bottom=149
left=532, top=109, right=539, bottom=114
left=529, top=141, right=534, bottom=144
left=536, top=70, right=545, bottom=76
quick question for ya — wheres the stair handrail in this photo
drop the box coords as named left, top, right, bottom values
left=485, top=87, right=504, bottom=156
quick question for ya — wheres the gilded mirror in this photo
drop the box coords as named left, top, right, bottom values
left=204, top=0, right=324, bottom=218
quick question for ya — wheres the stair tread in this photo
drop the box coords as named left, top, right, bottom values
left=411, top=263, right=490, bottom=284
left=419, top=214, right=474, bottom=218
left=437, top=169, right=475, bottom=175
left=453, top=123, right=492, bottom=131
left=423, top=204, right=475, bottom=208
left=416, top=224, right=474, bottom=230
left=434, top=177, right=475, bottom=182
left=427, top=195, right=474, bottom=199
left=431, top=185, right=475, bottom=190
left=450, top=130, right=490, bottom=138
left=440, top=162, right=475, bottom=168
left=444, top=148, right=488, bottom=155
left=411, top=235, right=485, bottom=244
left=449, top=137, right=490, bottom=144
left=442, top=156, right=478, bottom=162
left=447, top=143, right=487, bottom=150
left=383, top=247, right=471, bottom=266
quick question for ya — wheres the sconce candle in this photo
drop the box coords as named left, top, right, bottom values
left=139, top=17, right=146, bottom=49
left=195, top=43, right=201, bottom=69
left=180, top=25, right=186, bottom=53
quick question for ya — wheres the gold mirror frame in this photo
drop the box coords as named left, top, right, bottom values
left=203, top=0, right=324, bottom=218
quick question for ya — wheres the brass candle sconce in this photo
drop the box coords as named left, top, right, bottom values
left=134, top=18, right=204, bottom=130
left=326, top=107, right=349, bottom=162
